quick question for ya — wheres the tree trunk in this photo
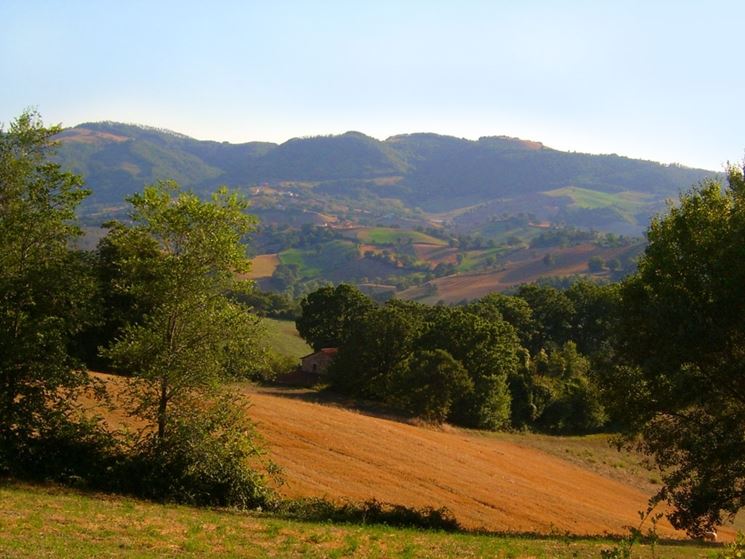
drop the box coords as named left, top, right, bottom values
left=157, top=376, right=168, bottom=441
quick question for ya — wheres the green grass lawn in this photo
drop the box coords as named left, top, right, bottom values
left=0, top=482, right=725, bottom=559
left=263, top=318, right=311, bottom=359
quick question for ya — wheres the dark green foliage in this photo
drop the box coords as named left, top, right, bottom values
left=0, top=110, right=96, bottom=457
left=468, top=293, right=536, bottom=349
left=609, top=167, right=745, bottom=535
left=235, top=290, right=299, bottom=320
left=537, top=376, right=606, bottom=434
left=515, top=284, right=575, bottom=353
left=470, top=285, right=614, bottom=433
left=271, top=263, right=300, bottom=292
left=305, top=279, right=616, bottom=433
left=0, top=410, right=120, bottom=486
left=518, top=342, right=607, bottom=434
left=277, top=497, right=460, bottom=531
left=122, top=391, right=276, bottom=508
left=564, top=280, right=620, bottom=356
left=392, top=349, right=473, bottom=423
left=417, top=306, right=519, bottom=429
left=530, top=226, right=597, bottom=248
left=588, top=255, right=605, bottom=272
left=296, top=284, right=375, bottom=350
left=323, top=292, right=520, bottom=430
left=328, top=300, right=423, bottom=398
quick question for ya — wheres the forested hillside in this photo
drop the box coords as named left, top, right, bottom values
left=57, top=123, right=714, bottom=236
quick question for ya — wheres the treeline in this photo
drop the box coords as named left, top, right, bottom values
left=295, top=164, right=745, bottom=536
left=296, top=281, right=618, bottom=433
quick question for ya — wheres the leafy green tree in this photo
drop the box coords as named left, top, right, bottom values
left=516, top=284, right=575, bottom=353
left=0, top=111, right=94, bottom=453
left=101, top=181, right=265, bottom=442
left=564, top=280, right=620, bottom=357
left=606, top=258, right=621, bottom=272
left=611, top=167, right=745, bottom=535
left=468, top=293, right=536, bottom=349
left=296, top=284, right=374, bottom=350
left=419, top=306, right=520, bottom=429
left=271, top=263, right=300, bottom=292
left=328, top=300, right=423, bottom=398
left=74, top=222, right=162, bottom=371
left=393, top=349, right=473, bottom=423
left=532, top=342, right=606, bottom=433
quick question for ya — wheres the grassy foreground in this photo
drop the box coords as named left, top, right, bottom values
left=0, top=482, right=723, bottom=559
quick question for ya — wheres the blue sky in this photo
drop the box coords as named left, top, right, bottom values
left=2, top=0, right=743, bottom=170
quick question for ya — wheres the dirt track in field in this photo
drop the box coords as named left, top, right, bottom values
left=245, top=386, right=724, bottom=539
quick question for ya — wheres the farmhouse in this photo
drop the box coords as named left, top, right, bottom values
left=300, top=348, right=338, bottom=374
left=276, top=348, right=338, bottom=386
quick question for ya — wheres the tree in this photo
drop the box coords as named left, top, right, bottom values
left=418, top=306, right=520, bottom=429
left=394, top=349, right=473, bottom=423
left=516, top=284, right=575, bottom=353
left=611, top=167, right=745, bottom=535
left=295, top=284, right=374, bottom=350
left=564, top=280, right=620, bottom=357
left=468, top=293, right=536, bottom=349
left=587, top=255, right=605, bottom=273
left=328, top=300, right=423, bottom=398
left=102, top=181, right=265, bottom=442
left=0, top=111, right=94, bottom=454
left=606, top=258, right=621, bottom=272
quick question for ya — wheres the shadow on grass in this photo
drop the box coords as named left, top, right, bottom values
left=273, top=497, right=460, bottom=532
left=254, top=384, right=423, bottom=426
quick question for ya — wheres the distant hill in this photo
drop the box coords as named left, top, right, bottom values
left=56, top=122, right=715, bottom=235
left=57, top=121, right=719, bottom=299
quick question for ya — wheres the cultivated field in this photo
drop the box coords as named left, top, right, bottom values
left=244, top=385, right=733, bottom=540
left=344, top=227, right=448, bottom=246
left=83, top=372, right=741, bottom=545
left=401, top=244, right=638, bottom=303
left=246, top=254, right=280, bottom=279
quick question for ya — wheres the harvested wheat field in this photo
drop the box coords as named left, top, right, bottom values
left=245, top=253, right=280, bottom=279
left=88, top=374, right=735, bottom=541
left=244, top=385, right=733, bottom=540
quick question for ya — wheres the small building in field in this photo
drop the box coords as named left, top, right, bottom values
left=300, top=348, right=338, bottom=374
left=275, top=348, right=338, bottom=387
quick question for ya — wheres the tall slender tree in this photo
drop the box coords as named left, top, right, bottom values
left=102, top=181, right=264, bottom=441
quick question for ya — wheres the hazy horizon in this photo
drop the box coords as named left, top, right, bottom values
left=3, top=0, right=744, bottom=171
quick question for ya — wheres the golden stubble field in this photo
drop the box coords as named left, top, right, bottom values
left=245, top=385, right=693, bottom=538
left=88, top=373, right=736, bottom=542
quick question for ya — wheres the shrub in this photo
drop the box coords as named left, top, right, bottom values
left=121, top=391, right=279, bottom=509
left=277, top=497, right=460, bottom=531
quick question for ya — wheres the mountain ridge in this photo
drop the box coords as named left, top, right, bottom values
left=57, top=121, right=716, bottom=236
